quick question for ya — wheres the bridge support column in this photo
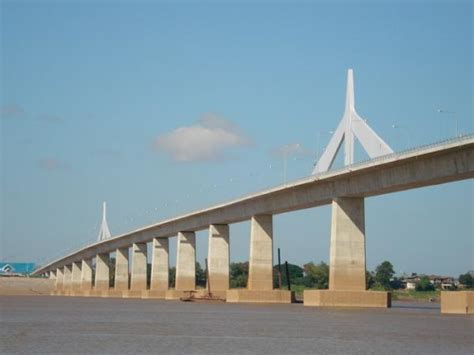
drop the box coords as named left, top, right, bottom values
left=81, top=259, right=93, bottom=294
left=304, top=197, right=390, bottom=308
left=49, top=270, right=56, bottom=279
left=113, top=247, right=129, bottom=296
left=227, top=215, right=293, bottom=303
left=71, top=261, right=82, bottom=295
left=53, top=267, right=64, bottom=295
left=206, top=224, right=229, bottom=299
left=166, top=232, right=195, bottom=299
left=94, top=253, right=110, bottom=295
left=63, top=264, right=73, bottom=295
left=126, top=243, right=147, bottom=298
left=146, top=238, right=169, bottom=299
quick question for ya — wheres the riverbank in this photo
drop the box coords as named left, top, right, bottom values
left=0, top=276, right=54, bottom=296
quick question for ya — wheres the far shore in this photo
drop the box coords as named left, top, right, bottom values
left=0, top=276, right=54, bottom=296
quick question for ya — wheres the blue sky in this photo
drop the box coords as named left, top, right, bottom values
left=1, top=0, right=472, bottom=276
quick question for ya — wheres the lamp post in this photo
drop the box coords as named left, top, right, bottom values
left=437, top=109, right=458, bottom=138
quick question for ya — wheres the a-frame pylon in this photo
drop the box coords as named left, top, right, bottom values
left=97, top=201, right=111, bottom=242
left=312, top=69, right=393, bottom=175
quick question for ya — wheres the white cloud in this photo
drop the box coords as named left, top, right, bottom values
left=1, top=104, right=24, bottom=119
left=38, top=158, right=69, bottom=171
left=152, top=113, right=249, bottom=162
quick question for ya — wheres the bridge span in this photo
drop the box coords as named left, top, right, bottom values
left=33, top=135, right=474, bottom=309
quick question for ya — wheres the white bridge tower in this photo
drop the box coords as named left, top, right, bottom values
left=312, top=69, right=393, bottom=175
left=97, top=201, right=111, bottom=242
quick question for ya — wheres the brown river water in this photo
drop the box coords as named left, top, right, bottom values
left=1, top=296, right=472, bottom=354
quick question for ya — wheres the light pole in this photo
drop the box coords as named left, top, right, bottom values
left=437, top=109, right=458, bottom=138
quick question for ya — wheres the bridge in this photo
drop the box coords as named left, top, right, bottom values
left=33, top=135, right=474, bottom=305
left=32, top=70, right=474, bottom=310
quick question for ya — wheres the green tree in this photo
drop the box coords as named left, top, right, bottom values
left=169, top=267, right=176, bottom=287
left=416, top=276, right=435, bottom=291
left=366, top=271, right=375, bottom=289
left=273, top=263, right=303, bottom=288
left=303, top=262, right=329, bottom=289
left=230, top=262, right=248, bottom=288
left=389, top=277, right=403, bottom=290
left=109, top=257, right=116, bottom=287
left=196, top=262, right=206, bottom=287
left=459, top=273, right=473, bottom=288
left=375, top=261, right=395, bottom=290
left=147, top=263, right=151, bottom=288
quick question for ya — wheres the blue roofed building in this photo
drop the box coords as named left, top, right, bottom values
left=0, top=262, right=36, bottom=275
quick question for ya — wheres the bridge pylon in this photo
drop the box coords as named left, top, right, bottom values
left=312, top=69, right=393, bottom=175
left=97, top=201, right=111, bottom=242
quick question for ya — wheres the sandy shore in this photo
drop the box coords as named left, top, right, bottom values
left=0, top=276, right=54, bottom=296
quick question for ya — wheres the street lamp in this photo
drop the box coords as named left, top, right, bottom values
left=437, top=109, right=458, bottom=138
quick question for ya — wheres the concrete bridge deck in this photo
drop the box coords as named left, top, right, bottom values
left=34, top=135, right=474, bottom=276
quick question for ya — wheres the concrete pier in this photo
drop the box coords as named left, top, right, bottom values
left=167, top=232, right=196, bottom=299
left=95, top=253, right=110, bottom=291
left=127, top=243, right=147, bottom=297
left=207, top=224, right=229, bottom=297
left=49, top=270, right=56, bottom=279
left=304, top=198, right=390, bottom=308
left=148, top=238, right=169, bottom=299
left=114, top=247, right=129, bottom=291
left=227, top=215, right=293, bottom=303
left=71, top=261, right=82, bottom=291
left=248, top=215, right=273, bottom=291
left=81, top=259, right=93, bottom=292
left=175, top=232, right=196, bottom=291
left=63, top=265, right=72, bottom=294
left=54, top=267, right=64, bottom=294
left=329, top=197, right=366, bottom=291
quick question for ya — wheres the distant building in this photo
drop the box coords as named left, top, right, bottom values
left=403, top=274, right=421, bottom=290
left=0, top=262, right=36, bottom=276
left=427, top=275, right=456, bottom=290
left=400, top=273, right=457, bottom=290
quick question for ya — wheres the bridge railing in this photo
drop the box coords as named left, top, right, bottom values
left=293, top=133, right=474, bottom=186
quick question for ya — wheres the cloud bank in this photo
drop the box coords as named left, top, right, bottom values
left=153, top=113, right=249, bottom=162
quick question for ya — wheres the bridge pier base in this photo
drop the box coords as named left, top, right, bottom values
left=95, top=253, right=110, bottom=292
left=227, top=215, right=294, bottom=304
left=304, top=197, right=390, bottom=308
left=166, top=232, right=196, bottom=300
left=63, top=264, right=73, bottom=296
left=149, top=238, right=169, bottom=298
left=52, top=267, right=64, bottom=295
left=441, top=291, right=474, bottom=314
left=208, top=224, right=229, bottom=297
left=130, top=243, right=148, bottom=291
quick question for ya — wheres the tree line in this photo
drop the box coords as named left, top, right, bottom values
left=102, top=258, right=472, bottom=290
